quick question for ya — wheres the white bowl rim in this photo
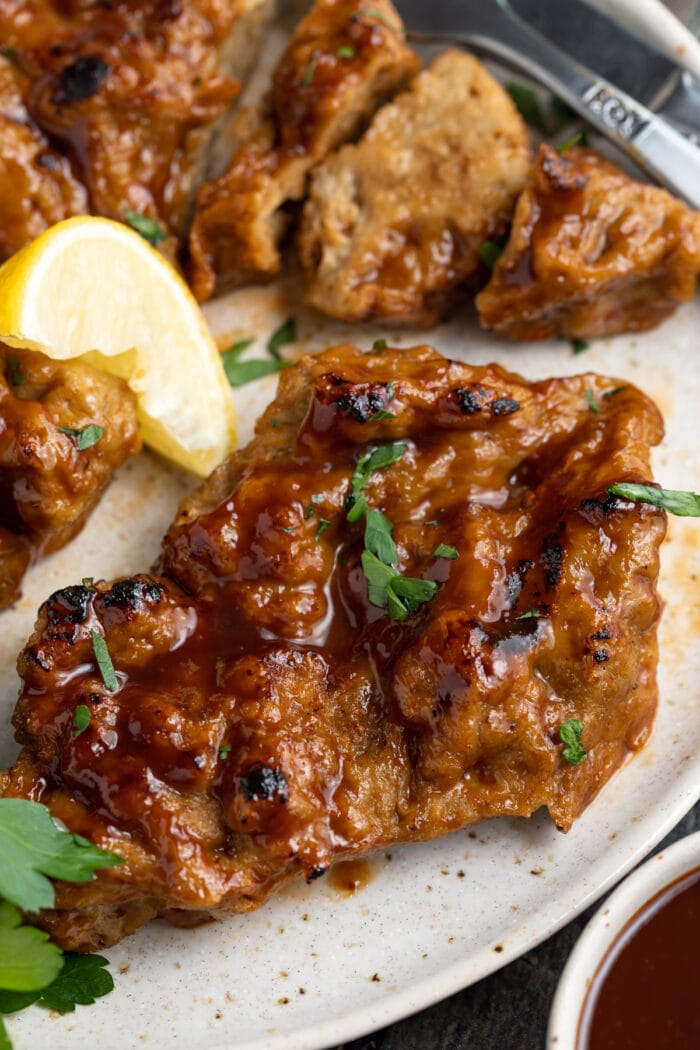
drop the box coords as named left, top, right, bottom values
left=547, top=828, right=700, bottom=1050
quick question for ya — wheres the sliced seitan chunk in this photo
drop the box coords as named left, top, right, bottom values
left=188, top=0, right=420, bottom=301
left=298, top=49, right=532, bottom=327
left=0, top=0, right=274, bottom=260
left=476, top=144, right=700, bottom=340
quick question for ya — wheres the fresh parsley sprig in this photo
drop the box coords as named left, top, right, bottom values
left=0, top=799, right=123, bottom=912
left=361, top=551, right=439, bottom=621
left=0, top=801, right=121, bottom=1045
left=608, top=483, right=700, bottom=517
left=123, top=210, right=166, bottom=247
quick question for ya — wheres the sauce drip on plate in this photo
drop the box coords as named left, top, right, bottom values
left=578, top=866, right=700, bottom=1050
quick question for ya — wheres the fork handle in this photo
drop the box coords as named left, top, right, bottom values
left=464, top=3, right=700, bottom=209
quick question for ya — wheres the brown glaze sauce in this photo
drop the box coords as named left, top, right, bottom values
left=328, top=859, right=374, bottom=897
left=578, top=866, right=700, bottom=1050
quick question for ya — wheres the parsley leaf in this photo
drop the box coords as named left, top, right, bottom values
left=72, top=705, right=91, bottom=737
left=607, top=483, right=700, bottom=517
left=218, top=744, right=232, bottom=760
left=364, top=509, right=398, bottom=565
left=478, top=240, right=503, bottom=270
left=516, top=609, right=541, bottom=620
left=223, top=356, right=290, bottom=388
left=0, top=953, right=114, bottom=1016
left=558, top=130, right=586, bottom=152
left=91, top=631, right=118, bottom=692
left=0, top=902, right=62, bottom=992
left=507, top=82, right=546, bottom=131
left=602, top=386, right=627, bottom=399
left=369, top=409, right=396, bottom=421
left=316, top=519, right=331, bottom=538
left=337, top=45, right=356, bottom=58
left=584, top=389, right=601, bottom=414
left=267, top=318, right=297, bottom=359
left=58, top=424, right=104, bottom=450
left=433, top=544, right=458, bottom=560
left=372, top=338, right=387, bottom=350
left=360, top=551, right=438, bottom=621
left=346, top=441, right=409, bottom=521
left=559, top=720, right=586, bottom=765
left=302, top=48, right=320, bottom=86
left=222, top=337, right=255, bottom=360
left=571, top=338, right=589, bottom=355
left=0, top=799, right=123, bottom=913
left=124, top=210, right=166, bottom=246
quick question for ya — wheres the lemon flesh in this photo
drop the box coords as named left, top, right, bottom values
left=0, top=217, right=236, bottom=477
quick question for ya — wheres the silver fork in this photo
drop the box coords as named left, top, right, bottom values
left=394, top=0, right=700, bottom=209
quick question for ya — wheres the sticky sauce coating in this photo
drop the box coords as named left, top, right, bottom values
left=578, top=867, right=700, bottom=1050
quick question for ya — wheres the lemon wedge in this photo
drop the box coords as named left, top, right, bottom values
left=0, top=216, right=236, bottom=477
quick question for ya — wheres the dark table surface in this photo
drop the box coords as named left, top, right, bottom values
left=333, top=803, right=699, bottom=1050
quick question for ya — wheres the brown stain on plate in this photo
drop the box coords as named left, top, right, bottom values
left=328, top=859, right=375, bottom=898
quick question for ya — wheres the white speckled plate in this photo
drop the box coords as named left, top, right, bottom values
left=3, top=6, right=700, bottom=1050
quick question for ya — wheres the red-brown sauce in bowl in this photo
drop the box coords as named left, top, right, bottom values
left=577, top=866, right=700, bottom=1049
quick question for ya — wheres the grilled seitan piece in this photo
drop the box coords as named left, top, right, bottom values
left=476, top=144, right=700, bottom=340
left=298, top=49, right=532, bottom=326
left=188, top=0, right=420, bottom=301
left=0, top=0, right=274, bottom=260
left=1, top=345, right=665, bottom=950
left=0, top=346, right=140, bottom=609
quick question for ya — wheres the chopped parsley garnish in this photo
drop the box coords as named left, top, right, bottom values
left=302, top=48, right=320, bottom=86
left=559, top=720, right=587, bottom=765
left=364, top=508, right=398, bottom=565
left=123, top=210, right=166, bottom=246
left=72, top=705, right=91, bottom=737
left=516, top=609, right=541, bottom=620
left=372, top=337, right=387, bottom=350
left=506, top=82, right=546, bottom=132
left=369, top=409, right=396, bottom=421
left=478, top=240, right=503, bottom=270
left=316, top=519, right=331, bottom=538
left=58, top=424, right=104, bottom=450
left=304, top=503, right=315, bottom=520
left=607, top=483, right=700, bottom=517
left=223, top=356, right=290, bottom=388
left=571, top=338, right=589, bottom=355
left=346, top=441, right=409, bottom=521
left=336, top=45, right=356, bottom=58
left=550, top=96, right=577, bottom=132
left=7, top=359, right=23, bottom=387
left=81, top=577, right=96, bottom=591
left=602, top=386, right=627, bottom=399
left=361, top=551, right=439, bottom=621
left=558, top=130, right=585, bottom=153
left=218, top=745, right=232, bottom=760
left=267, top=318, right=297, bottom=359
left=222, top=337, right=255, bottom=360
left=584, top=389, right=601, bottom=414
left=90, top=630, right=118, bottom=692
left=282, top=526, right=295, bottom=534
left=433, top=544, right=458, bottom=560
left=0, top=46, right=16, bottom=63
left=426, top=520, right=442, bottom=527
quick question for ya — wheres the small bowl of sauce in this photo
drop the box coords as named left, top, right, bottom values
left=548, top=830, right=700, bottom=1050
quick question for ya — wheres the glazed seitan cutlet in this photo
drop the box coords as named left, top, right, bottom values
left=298, top=49, right=532, bottom=326
left=1, top=345, right=665, bottom=950
left=0, top=0, right=274, bottom=261
left=188, top=0, right=420, bottom=300
left=476, top=144, right=700, bottom=340
left=0, top=346, right=140, bottom=609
